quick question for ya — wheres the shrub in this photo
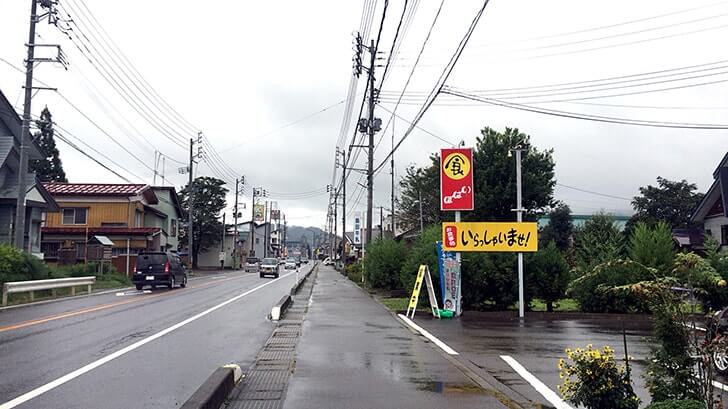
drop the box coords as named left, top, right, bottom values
left=363, top=238, right=408, bottom=290
left=645, top=401, right=704, bottom=409
left=574, top=212, right=624, bottom=272
left=461, top=252, right=522, bottom=310
left=346, top=261, right=363, bottom=283
left=557, top=344, right=639, bottom=409
left=628, top=222, right=675, bottom=274
left=567, top=260, right=656, bottom=313
left=0, top=245, right=51, bottom=286
left=529, top=241, right=570, bottom=312
left=400, top=225, right=441, bottom=298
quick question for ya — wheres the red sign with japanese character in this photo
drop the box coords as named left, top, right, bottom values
left=440, top=148, right=474, bottom=211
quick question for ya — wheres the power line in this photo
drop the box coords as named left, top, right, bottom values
left=374, top=0, right=492, bottom=174
left=441, top=87, right=728, bottom=129
left=556, top=183, right=632, bottom=201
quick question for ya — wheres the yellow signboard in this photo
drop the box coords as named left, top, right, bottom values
left=407, top=265, right=426, bottom=311
left=442, top=222, right=538, bottom=252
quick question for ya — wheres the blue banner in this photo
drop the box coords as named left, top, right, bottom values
left=436, top=241, right=460, bottom=314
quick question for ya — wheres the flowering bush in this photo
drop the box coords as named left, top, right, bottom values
left=558, top=344, right=639, bottom=409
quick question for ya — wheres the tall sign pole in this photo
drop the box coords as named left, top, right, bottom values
left=188, top=137, right=195, bottom=269
left=513, top=146, right=526, bottom=319
left=440, top=148, right=474, bottom=318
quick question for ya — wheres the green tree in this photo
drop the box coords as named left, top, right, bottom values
left=30, top=107, right=66, bottom=182
left=627, top=222, right=675, bottom=274
left=179, top=177, right=228, bottom=267
left=397, top=155, right=442, bottom=232
left=574, top=212, right=623, bottom=272
left=363, top=238, right=408, bottom=290
left=470, top=127, right=555, bottom=221
left=628, top=177, right=704, bottom=231
left=540, top=203, right=573, bottom=251
left=400, top=225, right=442, bottom=297
left=529, top=241, right=570, bottom=312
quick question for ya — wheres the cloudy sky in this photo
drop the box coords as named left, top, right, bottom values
left=1, top=0, right=726, bottom=229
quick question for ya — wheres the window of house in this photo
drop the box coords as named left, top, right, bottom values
left=722, top=225, right=728, bottom=246
left=62, top=208, right=87, bottom=225
left=135, top=211, right=142, bottom=227
left=256, top=238, right=260, bottom=244
left=170, top=219, right=177, bottom=236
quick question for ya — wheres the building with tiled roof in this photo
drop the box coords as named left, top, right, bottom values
left=41, top=182, right=178, bottom=275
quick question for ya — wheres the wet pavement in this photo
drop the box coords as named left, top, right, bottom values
left=414, top=312, right=657, bottom=406
left=282, top=266, right=512, bottom=409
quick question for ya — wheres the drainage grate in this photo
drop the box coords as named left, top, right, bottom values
left=226, top=269, right=318, bottom=409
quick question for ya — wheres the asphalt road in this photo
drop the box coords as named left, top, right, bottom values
left=0, top=263, right=314, bottom=409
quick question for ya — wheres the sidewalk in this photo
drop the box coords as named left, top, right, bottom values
left=282, top=266, right=512, bottom=409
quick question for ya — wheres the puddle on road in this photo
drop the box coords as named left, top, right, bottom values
left=412, top=380, right=487, bottom=395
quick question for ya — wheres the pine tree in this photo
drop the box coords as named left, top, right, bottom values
left=30, top=107, right=67, bottom=182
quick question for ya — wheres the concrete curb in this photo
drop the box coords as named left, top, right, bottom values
left=180, top=364, right=243, bottom=409
left=270, top=262, right=318, bottom=321
left=271, top=294, right=292, bottom=321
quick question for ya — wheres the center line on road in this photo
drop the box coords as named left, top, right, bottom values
left=0, top=270, right=296, bottom=409
left=397, top=314, right=459, bottom=355
left=500, top=355, right=573, bottom=409
left=0, top=274, right=246, bottom=334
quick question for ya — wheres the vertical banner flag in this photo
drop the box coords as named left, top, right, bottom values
left=437, top=241, right=461, bottom=314
left=253, top=203, right=266, bottom=223
left=440, top=148, right=474, bottom=211
left=354, top=211, right=362, bottom=244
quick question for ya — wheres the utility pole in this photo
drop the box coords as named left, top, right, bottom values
left=380, top=206, right=383, bottom=240
left=220, top=212, right=226, bottom=269
left=234, top=178, right=240, bottom=268
left=340, top=149, right=347, bottom=270
left=365, top=39, right=376, bottom=247
left=391, top=117, right=396, bottom=238
left=511, top=145, right=527, bottom=320
left=188, top=137, right=195, bottom=268
left=333, top=191, right=338, bottom=261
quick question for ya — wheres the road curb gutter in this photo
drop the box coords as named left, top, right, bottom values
left=180, top=364, right=243, bottom=409
left=270, top=294, right=292, bottom=321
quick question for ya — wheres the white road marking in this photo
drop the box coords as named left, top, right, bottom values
left=0, top=271, right=296, bottom=409
left=209, top=275, right=226, bottom=280
left=115, top=290, right=151, bottom=297
left=500, top=355, right=573, bottom=409
left=397, top=314, right=459, bottom=355
left=713, top=380, right=728, bottom=392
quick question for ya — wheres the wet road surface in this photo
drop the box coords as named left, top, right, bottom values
left=282, top=266, right=511, bottom=409
left=0, top=265, right=313, bottom=409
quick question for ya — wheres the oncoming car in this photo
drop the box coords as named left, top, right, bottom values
left=284, top=258, right=297, bottom=270
left=260, top=257, right=280, bottom=278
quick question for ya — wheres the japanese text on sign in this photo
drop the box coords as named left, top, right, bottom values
left=440, top=148, right=474, bottom=211
left=442, top=222, right=538, bottom=252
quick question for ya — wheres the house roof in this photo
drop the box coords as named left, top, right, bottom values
left=151, top=186, right=183, bottom=217
left=43, top=183, right=158, bottom=203
left=42, top=226, right=161, bottom=235
left=143, top=204, right=168, bottom=219
left=0, top=90, right=43, bottom=159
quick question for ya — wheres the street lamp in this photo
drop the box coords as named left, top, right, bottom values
left=414, top=191, right=424, bottom=235
left=509, top=143, right=527, bottom=320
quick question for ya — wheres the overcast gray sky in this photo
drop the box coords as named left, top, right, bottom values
left=1, top=0, right=726, bottom=229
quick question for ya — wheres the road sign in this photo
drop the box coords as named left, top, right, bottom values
left=442, top=222, right=538, bottom=252
left=440, top=148, right=474, bottom=211
left=253, top=203, right=265, bottom=223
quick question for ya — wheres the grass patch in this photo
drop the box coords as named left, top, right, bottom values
left=529, top=298, right=580, bottom=312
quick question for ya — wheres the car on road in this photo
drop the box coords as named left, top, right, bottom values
left=302, top=257, right=309, bottom=264
left=133, top=252, right=187, bottom=290
left=260, top=257, right=280, bottom=278
left=295, top=256, right=302, bottom=267
left=244, top=257, right=260, bottom=273
left=284, top=258, right=297, bottom=270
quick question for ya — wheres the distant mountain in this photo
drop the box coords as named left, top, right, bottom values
left=285, top=225, right=326, bottom=246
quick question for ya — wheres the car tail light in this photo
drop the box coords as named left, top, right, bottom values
left=164, top=261, right=170, bottom=273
